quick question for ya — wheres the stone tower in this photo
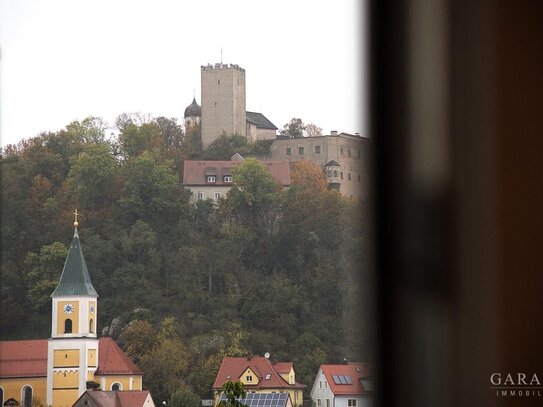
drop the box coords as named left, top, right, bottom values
left=46, top=218, right=99, bottom=407
left=200, top=63, right=246, bottom=148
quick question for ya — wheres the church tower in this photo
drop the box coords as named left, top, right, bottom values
left=46, top=212, right=99, bottom=407
left=200, top=63, right=246, bottom=148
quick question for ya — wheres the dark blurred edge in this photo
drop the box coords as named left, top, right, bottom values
left=370, top=1, right=543, bottom=406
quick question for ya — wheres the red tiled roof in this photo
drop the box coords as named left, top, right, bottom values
left=273, top=362, right=293, bottom=374
left=213, top=357, right=305, bottom=390
left=116, top=390, right=151, bottom=407
left=183, top=160, right=291, bottom=187
left=0, top=337, right=142, bottom=378
left=75, top=390, right=151, bottom=407
left=320, top=363, right=372, bottom=396
left=96, top=337, right=143, bottom=375
left=0, top=339, right=47, bottom=378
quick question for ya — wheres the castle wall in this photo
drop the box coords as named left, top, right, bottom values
left=269, top=135, right=369, bottom=200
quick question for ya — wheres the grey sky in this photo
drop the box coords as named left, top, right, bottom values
left=0, top=0, right=365, bottom=147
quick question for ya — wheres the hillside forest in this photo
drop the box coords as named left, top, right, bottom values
left=0, top=115, right=373, bottom=404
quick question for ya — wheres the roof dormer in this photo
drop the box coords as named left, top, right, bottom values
left=239, top=366, right=260, bottom=386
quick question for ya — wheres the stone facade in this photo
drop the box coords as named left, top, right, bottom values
left=269, top=133, right=369, bottom=200
left=201, top=63, right=246, bottom=148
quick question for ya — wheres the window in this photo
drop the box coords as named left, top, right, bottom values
left=327, top=170, right=332, bottom=177
left=348, top=173, right=351, bottom=181
left=317, top=400, right=322, bottom=407
left=315, top=146, right=321, bottom=153
left=358, top=174, right=361, bottom=182
left=334, top=170, right=338, bottom=177
left=89, top=319, right=94, bottom=333
left=358, top=150, right=361, bottom=158
left=319, top=380, right=322, bottom=389
left=340, top=172, right=344, bottom=180
left=22, top=386, right=32, bottom=407
left=265, top=374, right=271, bottom=380
left=218, top=79, right=220, bottom=85
left=0, top=387, right=4, bottom=407
left=348, top=149, right=351, bottom=157
left=340, top=147, right=344, bottom=155
left=326, top=400, right=330, bottom=407
left=246, top=375, right=252, bottom=382
left=214, top=192, right=221, bottom=200
left=111, top=382, right=122, bottom=391
left=224, top=175, right=233, bottom=183
left=197, top=192, right=203, bottom=200
left=64, top=319, right=72, bottom=333
left=286, top=147, right=291, bottom=156
left=324, top=381, right=328, bottom=389
left=299, top=147, right=305, bottom=155
left=348, top=400, right=357, bottom=407
left=207, top=175, right=216, bottom=183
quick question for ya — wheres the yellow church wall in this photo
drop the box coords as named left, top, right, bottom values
left=52, top=370, right=79, bottom=388
left=0, top=377, right=47, bottom=406
left=53, top=349, right=80, bottom=367
left=56, top=301, right=80, bottom=335
left=88, top=349, right=97, bottom=367
left=132, top=376, right=142, bottom=390
left=52, top=388, right=79, bottom=407
left=101, top=376, right=130, bottom=390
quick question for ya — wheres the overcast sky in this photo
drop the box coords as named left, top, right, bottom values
left=0, top=0, right=366, bottom=147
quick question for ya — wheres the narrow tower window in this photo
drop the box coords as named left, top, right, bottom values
left=22, top=386, right=32, bottom=407
left=89, top=319, right=94, bottom=333
left=64, top=319, right=72, bottom=333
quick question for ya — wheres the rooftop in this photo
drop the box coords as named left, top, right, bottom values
left=51, top=227, right=98, bottom=297
left=0, top=337, right=141, bottom=378
left=213, top=356, right=304, bottom=390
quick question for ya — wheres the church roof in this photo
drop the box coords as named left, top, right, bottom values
left=246, top=111, right=278, bottom=130
left=51, top=227, right=98, bottom=297
left=96, top=337, right=143, bottom=375
left=0, top=337, right=142, bottom=378
left=184, top=98, right=201, bottom=118
left=0, top=339, right=47, bottom=378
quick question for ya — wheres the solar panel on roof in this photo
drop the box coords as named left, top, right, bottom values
left=345, top=375, right=353, bottom=384
left=332, top=375, right=341, bottom=384
left=338, top=375, right=347, bottom=384
left=220, top=392, right=289, bottom=407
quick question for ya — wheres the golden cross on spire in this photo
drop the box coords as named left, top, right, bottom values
left=73, top=209, right=79, bottom=227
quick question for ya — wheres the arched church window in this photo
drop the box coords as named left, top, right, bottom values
left=111, top=382, right=122, bottom=391
left=0, top=386, right=4, bottom=406
left=89, top=319, right=94, bottom=333
left=22, top=386, right=32, bottom=407
left=64, top=319, right=72, bottom=333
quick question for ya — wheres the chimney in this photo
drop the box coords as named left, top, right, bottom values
left=331, top=130, right=338, bottom=136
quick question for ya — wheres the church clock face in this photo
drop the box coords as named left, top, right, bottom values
left=89, top=304, right=95, bottom=314
left=63, top=303, right=74, bottom=315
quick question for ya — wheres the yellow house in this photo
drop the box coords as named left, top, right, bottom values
left=0, top=220, right=143, bottom=407
left=212, top=356, right=305, bottom=407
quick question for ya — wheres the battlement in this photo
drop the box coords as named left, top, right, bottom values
left=201, top=63, right=245, bottom=72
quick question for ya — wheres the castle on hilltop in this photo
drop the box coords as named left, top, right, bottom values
left=183, top=63, right=368, bottom=201
left=184, top=63, right=277, bottom=148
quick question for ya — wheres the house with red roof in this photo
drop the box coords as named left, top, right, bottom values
left=183, top=154, right=291, bottom=203
left=0, top=220, right=144, bottom=407
left=310, top=363, right=374, bottom=407
left=213, top=356, right=305, bottom=407
left=73, top=390, right=154, bottom=407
